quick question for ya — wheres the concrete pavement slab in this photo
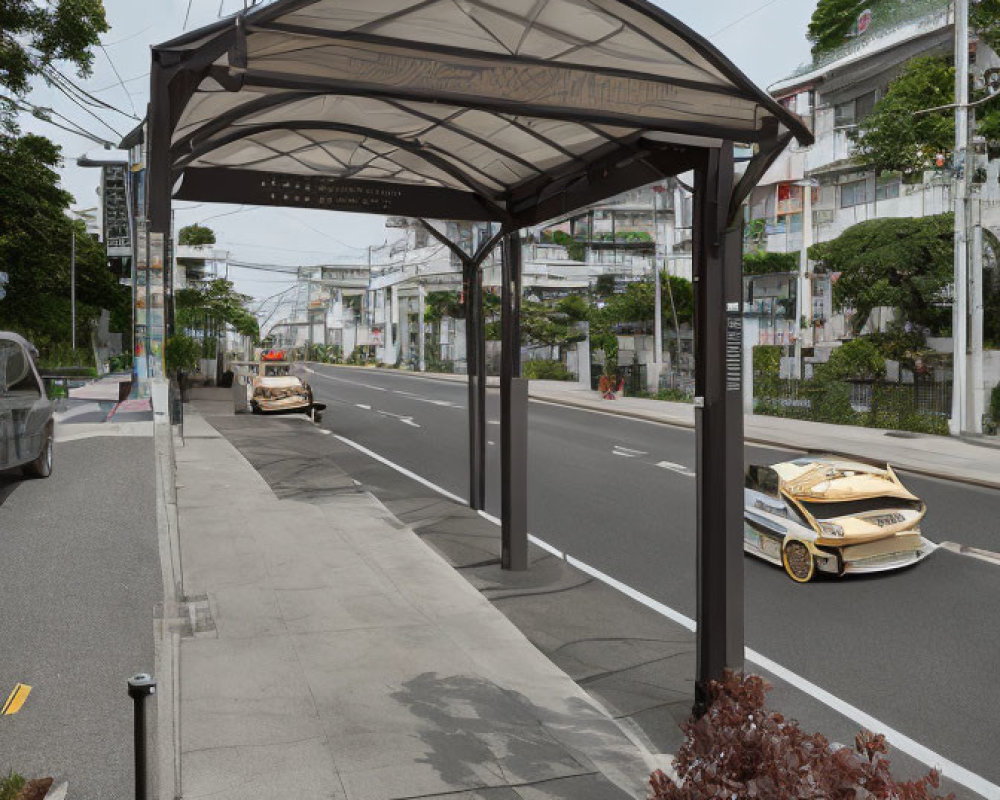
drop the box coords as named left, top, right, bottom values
left=173, top=400, right=650, bottom=800
left=181, top=736, right=342, bottom=800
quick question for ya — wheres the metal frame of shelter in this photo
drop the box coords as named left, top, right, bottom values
left=143, top=0, right=812, bottom=709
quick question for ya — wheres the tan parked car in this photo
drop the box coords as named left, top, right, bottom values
left=744, top=456, right=933, bottom=582
left=232, top=360, right=321, bottom=418
left=0, top=332, right=54, bottom=478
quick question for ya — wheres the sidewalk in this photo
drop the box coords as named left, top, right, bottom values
left=170, top=398, right=658, bottom=800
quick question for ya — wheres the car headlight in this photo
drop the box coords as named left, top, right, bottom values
left=819, top=521, right=844, bottom=537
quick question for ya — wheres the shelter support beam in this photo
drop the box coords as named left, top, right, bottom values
left=501, top=231, right=527, bottom=571
left=693, top=143, right=744, bottom=714
left=148, top=59, right=174, bottom=335
left=418, top=221, right=504, bottom=510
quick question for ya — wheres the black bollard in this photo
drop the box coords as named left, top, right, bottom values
left=127, top=673, right=157, bottom=800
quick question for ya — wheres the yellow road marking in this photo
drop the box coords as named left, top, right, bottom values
left=2, top=684, right=31, bottom=716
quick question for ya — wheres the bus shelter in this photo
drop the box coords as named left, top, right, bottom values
left=144, top=0, right=812, bottom=708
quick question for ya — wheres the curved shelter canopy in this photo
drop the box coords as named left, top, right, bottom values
left=147, top=0, right=812, bottom=230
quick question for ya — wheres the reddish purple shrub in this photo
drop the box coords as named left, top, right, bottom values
left=649, top=671, right=953, bottom=799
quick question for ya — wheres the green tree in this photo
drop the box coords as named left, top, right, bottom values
left=423, top=290, right=463, bottom=323
left=0, top=132, right=128, bottom=351
left=808, top=0, right=872, bottom=56
left=0, top=0, right=109, bottom=130
left=851, top=56, right=955, bottom=176
left=178, top=224, right=217, bottom=246
left=808, top=214, right=954, bottom=334
left=176, top=278, right=258, bottom=351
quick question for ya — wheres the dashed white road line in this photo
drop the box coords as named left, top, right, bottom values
left=655, top=460, right=696, bottom=477
left=355, top=403, right=371, bottom=410
left=613, top=445, right=648, bottom=457
left=327, top=434, right=999, bottom=800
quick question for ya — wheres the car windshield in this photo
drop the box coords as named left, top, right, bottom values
left=798, top=497, right=923, bottom=520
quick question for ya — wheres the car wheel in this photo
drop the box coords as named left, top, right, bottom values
left=782, top=539, right=814, bottom=583
left=25, top=424, right=54, bottom=479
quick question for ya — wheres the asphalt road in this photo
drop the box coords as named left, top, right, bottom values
left=307, top=363, right=1000, bottom=790
left=0, top=435, right=160, bottom=799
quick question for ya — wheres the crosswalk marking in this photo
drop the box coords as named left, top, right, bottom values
left=2, top=684, right=31, bottom=716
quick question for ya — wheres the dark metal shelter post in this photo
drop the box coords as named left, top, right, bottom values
left=693, top=144, right=746, bottom=713
left=501, top=231, right=527, bottom=571
left=419, top=220, right=503, bottom=511
left=142, top=0, right=812, bottom=703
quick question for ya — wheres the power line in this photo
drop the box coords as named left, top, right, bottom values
left=44, top=65, right=140, bottom=121
left=3, top=92, right=114, bottom=146
left=100, top=45, right=138, bottom=117
left=101, top=25, right=155, bottom=47
left=91, top=71, right=148, bottom=95
left=280, top=210, right=378, bottom=251
left=43, top=70, right=124, bottom=137
left=709, top=0, right=788, bottom=38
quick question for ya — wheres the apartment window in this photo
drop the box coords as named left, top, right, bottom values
left=876, top=178, right=900, bottom=201
left=840, top=179, right=870, bottom=208
left=834, top=100, right=856, bottom=128
left=855, top=90, right=878, bottom=122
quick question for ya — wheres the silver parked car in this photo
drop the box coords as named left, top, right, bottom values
left=0, top=332, right=54, bottom=478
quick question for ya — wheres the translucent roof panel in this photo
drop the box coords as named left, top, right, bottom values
left=149, top=0, right=812, bottom=228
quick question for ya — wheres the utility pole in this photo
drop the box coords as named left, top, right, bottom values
left=70, top=226, right=76, bottom=350
left=418, top=282, right=426, bottom=372
left=794, top=177, right=816, bottom=378
left=951, top=0, right=970, bottom=436
left=652, top=185, right=663, bottom=370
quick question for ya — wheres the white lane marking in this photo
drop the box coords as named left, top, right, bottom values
left=939, top=541, right=1000, bottom=566
left=488, top=440, right=495, bottom=446
left=318, top=429, right=332, bottom=436
left=361, top=383, right=387, bottom=392
left=477, top=510, right=565, bottom=559
left=613, top=445, right=647, bottom=458
left=656, top=460, right=696, bottom=477
left=333, top=435, right=466, bottom=504
left=744, top=647, right=999, bottom=799
left=488, top=420, right=501, bottom=425
left=356, top=403, right=371, bottom=410
left=375, top=409, right=421, bottom=428
left=320, top=438, right=1000, bottom=799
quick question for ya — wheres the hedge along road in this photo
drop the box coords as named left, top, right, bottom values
left=305, top=363, right=1000, bottom=794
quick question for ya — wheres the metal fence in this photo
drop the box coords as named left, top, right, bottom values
left=755, top=376, right=952, bottom=432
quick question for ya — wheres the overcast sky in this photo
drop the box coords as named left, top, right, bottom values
left=16, top=0, right=816, bottom=305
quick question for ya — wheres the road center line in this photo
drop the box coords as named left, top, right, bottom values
left=327, top=434, right=998, bottom=798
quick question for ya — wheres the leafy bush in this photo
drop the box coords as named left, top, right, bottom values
left=649, top=671, right=953, bottom=799
left=165, top=334, right=200, bottom=374
left=817, top=338, right=886, bottom=382
left=870, top=384, right=949, bottom=435
left=522, top=359, right=573, bottom=380
left=743, top=250, right=799, bottom=275
left=108, top=352, right=132, bottom=373
left=753, top=345, right=783, bottom=399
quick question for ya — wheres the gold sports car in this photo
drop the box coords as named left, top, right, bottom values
left=744, top=456, right=934, bottom=582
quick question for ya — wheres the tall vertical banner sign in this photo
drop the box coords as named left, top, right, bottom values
left=134, top=222, right=149, bottom=389
left=148, top=232, right=166, bottom=378
left=102, top=165, right=132, bottom=257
